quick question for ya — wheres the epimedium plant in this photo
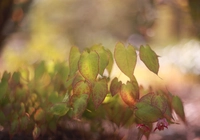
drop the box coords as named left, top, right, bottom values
left=0, top=42, right=185, bottom=140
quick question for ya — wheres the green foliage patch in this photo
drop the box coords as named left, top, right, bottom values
left=0, top=43, right=185, bottom=140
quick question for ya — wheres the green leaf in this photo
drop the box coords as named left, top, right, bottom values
left=139, top=93, right=154, bottom=104
left=172, top=96, right=186, bottom=123
left=110, top=77, right=122, bottom=96
left=92, top=79, right=108, bottom=108
left=139, top=45, right=159, bottom=74
left=34, top=61, right=46, bottom=80
left=71, top=94, right=89, bottom=118
left=106, top=49, right=114, bottom=75
left=69, top=46, right=81, bottom=76
left=120, top=81, right=139, bottom=107
left=91, top=44, right=109, bottom=76
left=135, top=102, right=163, bottom=123
left=114, top=43, right=137, bottom=79
left=151, top=93, right=168, bottom=113
left=73, top=80, right=90, bottom=95
left=56, top=62, right=69, bottom=81
left=48, top=92, right=62, bottom=104
left=50, top=104, right=69, bottom=116
left=140, top=93, right=173, bottom=120
left=2, top=71, right=11, bottom=82
left=10, top=119, right=19, bottom=134
left=152, top=93, right=172, bottom=120
left=0, top=79, right=8, bottom=100
left=12, top=72, right=21, bottom=84
left=78, top=51, right=99, bottom=82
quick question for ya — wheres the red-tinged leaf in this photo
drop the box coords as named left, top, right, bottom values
left=78, top=51, right=99, bottom=82
left=72, top=72, right=85, bottom=88
left=151, top=93, right=173, bottom=120
left=110, top=77, right=122, bottom=96
left=139, top=93, right=154, bottom=104
left=130, top=75, right=139, bottom=95
left=135, top=102, right=163, bottom=123
left=120, top=81, right=139, bottom=106
left=151, top=93, right=168, bottom=113
left=139, top=45, right=159, bottom=75
left=69, top=46, right=81, bottom=76
left=172, top=96, right=186, bottom=123
left=106, top=49, right=114, bottom=75
left=91, top=44, right=109, bottom=76
left=28, top=107, right=35, bottom=115
left=92, top=79, right=108, bottom=108
left=34, top=108, right=45, bottom=122
left=114, top=43, right=137, bottom=79
left=71, top=94, right=89, bottom=118
left=73, top=80, right=90, bottom=95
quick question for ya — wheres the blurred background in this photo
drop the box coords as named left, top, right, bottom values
left=0, top=0, right=200, bottom=139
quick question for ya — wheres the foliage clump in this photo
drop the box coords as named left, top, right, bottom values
left=0, top=43, right=185, bottom=139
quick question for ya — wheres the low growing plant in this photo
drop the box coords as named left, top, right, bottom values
left=0, top=43, right=185, bottom=140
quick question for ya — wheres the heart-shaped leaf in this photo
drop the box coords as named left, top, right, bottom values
left=114, top=43, right=137, bottom=79
left=78, top=51, right=99, bottom=82
left=110, top=77, right=122, bottom=96
left=91, top=45, right=109, bottom=76
left=151, top=93, right=168, bottom=113
left=92, top=79, right=108, bottom=108
left=69, top=46, right=81, bottom=76
left=135, top=102, right=163, bottom=123
left=73, top=80, right=90, bottom=95
left=120, top=81, right=139, bottom=106
left=106, top=49, right=114, bottom=75
left=139, top=93, right=154, bottom=104
left=71, top=94, right=89, bottom=118
left=139, top=45, right=159, bottom=75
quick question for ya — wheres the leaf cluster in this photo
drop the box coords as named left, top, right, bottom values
left=0, top=43, right=186, bottom=139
